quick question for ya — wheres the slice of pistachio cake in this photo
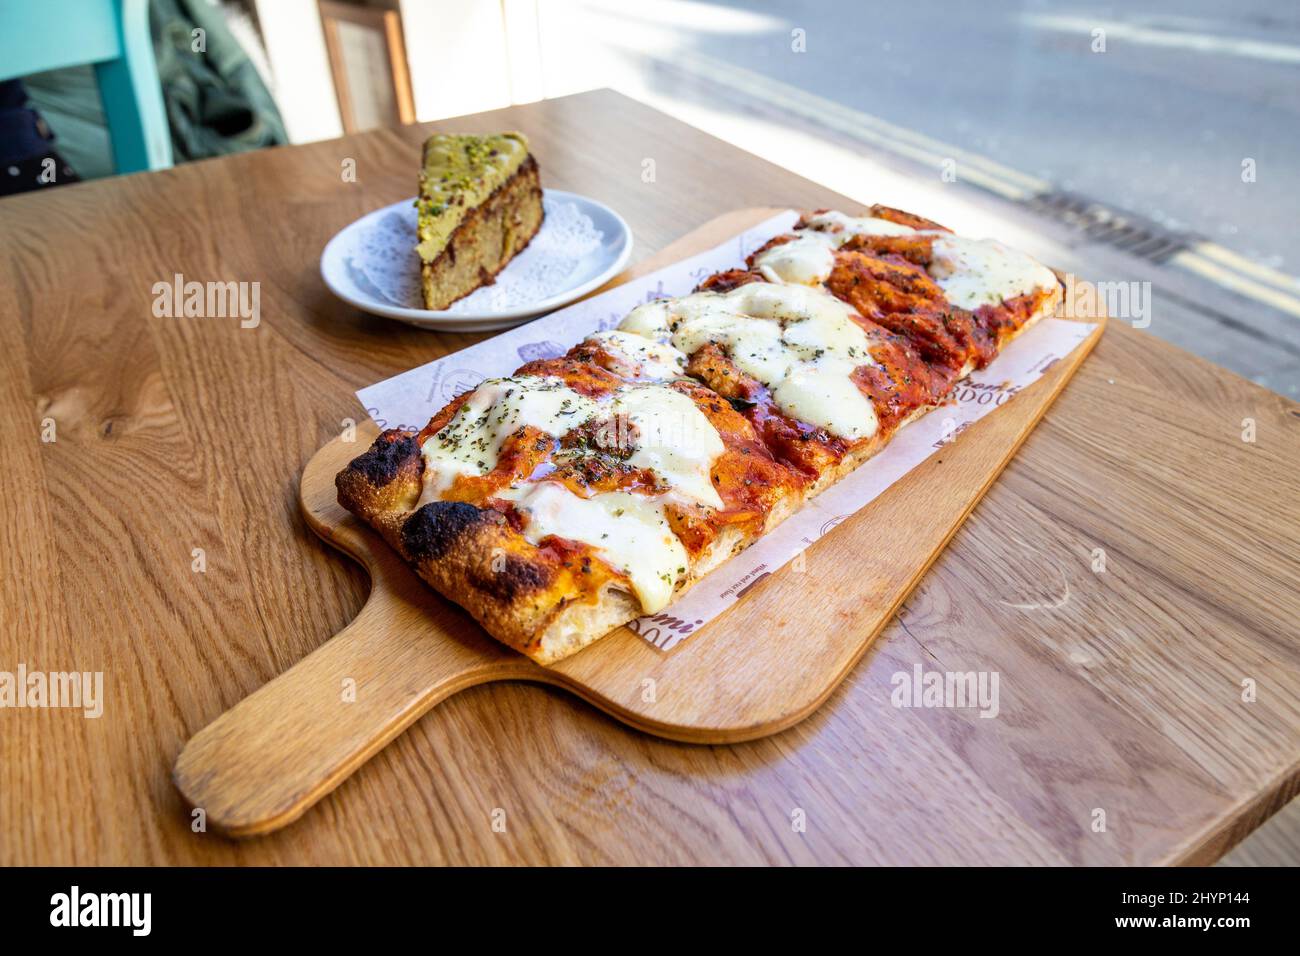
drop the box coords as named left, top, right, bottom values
left=415, top=132, right=544, bottom=310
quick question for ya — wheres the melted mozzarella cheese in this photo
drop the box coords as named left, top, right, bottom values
left=585, top=329, right=688, bottom=381
left=753, top=232, right=836, bottom=285
left=753, top=212, right=917, bottom=286
left=423, top=377, right=725, bottom=506
left=422, top=376, right=601, bottom=494
left=499, top=482, right=686, bottom=613
left=927, top=235, right=1059, bottom=311
left=419, top=375, right=728, bottom=612
left=619, top=299, right=674, bottom=344
left=612, top=385, right=724, bottom=510
left=621, top=283, right=879, bottom=441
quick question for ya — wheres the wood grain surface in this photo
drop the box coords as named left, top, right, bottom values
left=1, top=90, right=1297, bottom=865
left=172, top=209, right=1102, bottom=836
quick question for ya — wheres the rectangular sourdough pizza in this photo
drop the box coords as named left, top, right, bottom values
left=337, top=206, right=1063, bottom=664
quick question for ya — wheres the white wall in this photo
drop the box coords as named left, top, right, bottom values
left=253, top=0, right=343, bottom=143
left=399, top=0, right=513, bottom=121
left=255, top=0, right=548, bottom=137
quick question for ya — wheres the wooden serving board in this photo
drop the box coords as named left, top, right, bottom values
left=174, top=208, right=1105, bottom=837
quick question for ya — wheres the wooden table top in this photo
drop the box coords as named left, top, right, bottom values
left=2, top=89, right=1297, bottom=865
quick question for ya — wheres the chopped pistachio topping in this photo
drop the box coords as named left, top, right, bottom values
left=415, top=132, right=531, bottom=263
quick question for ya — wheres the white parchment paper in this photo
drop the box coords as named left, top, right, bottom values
left=356, top=210, right=1097, bottom=651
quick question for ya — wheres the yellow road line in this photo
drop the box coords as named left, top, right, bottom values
left=1170, top=250, right=1300, bottom=319
left=1184, top=242, right=1300, bottom=294
left=1027, top=14, right=1300, bottom=66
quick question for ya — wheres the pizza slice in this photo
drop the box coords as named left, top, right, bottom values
left=661, top=206, right=1063, bottom=486
left=337, top=353, right=807, bottom=663
left=337, top=206, right=1063, bottom=663
left=751, top=206, right=1061, bottom=376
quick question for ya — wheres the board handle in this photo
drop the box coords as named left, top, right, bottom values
left=172, top=585, right=527, bottom=838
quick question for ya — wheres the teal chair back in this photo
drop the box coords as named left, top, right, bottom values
left=1, top=0, right=172, bottom=173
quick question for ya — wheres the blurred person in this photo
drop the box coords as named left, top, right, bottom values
left=0, top=79, right=80, bottom=196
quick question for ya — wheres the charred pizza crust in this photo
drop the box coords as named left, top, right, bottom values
left=338, top=433, right=639, bottom=662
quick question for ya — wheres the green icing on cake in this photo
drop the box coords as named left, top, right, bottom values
left=415, top=132, right=532, bottom=263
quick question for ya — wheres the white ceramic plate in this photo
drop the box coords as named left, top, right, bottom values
left=320, top=189, right=633, bottom=332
